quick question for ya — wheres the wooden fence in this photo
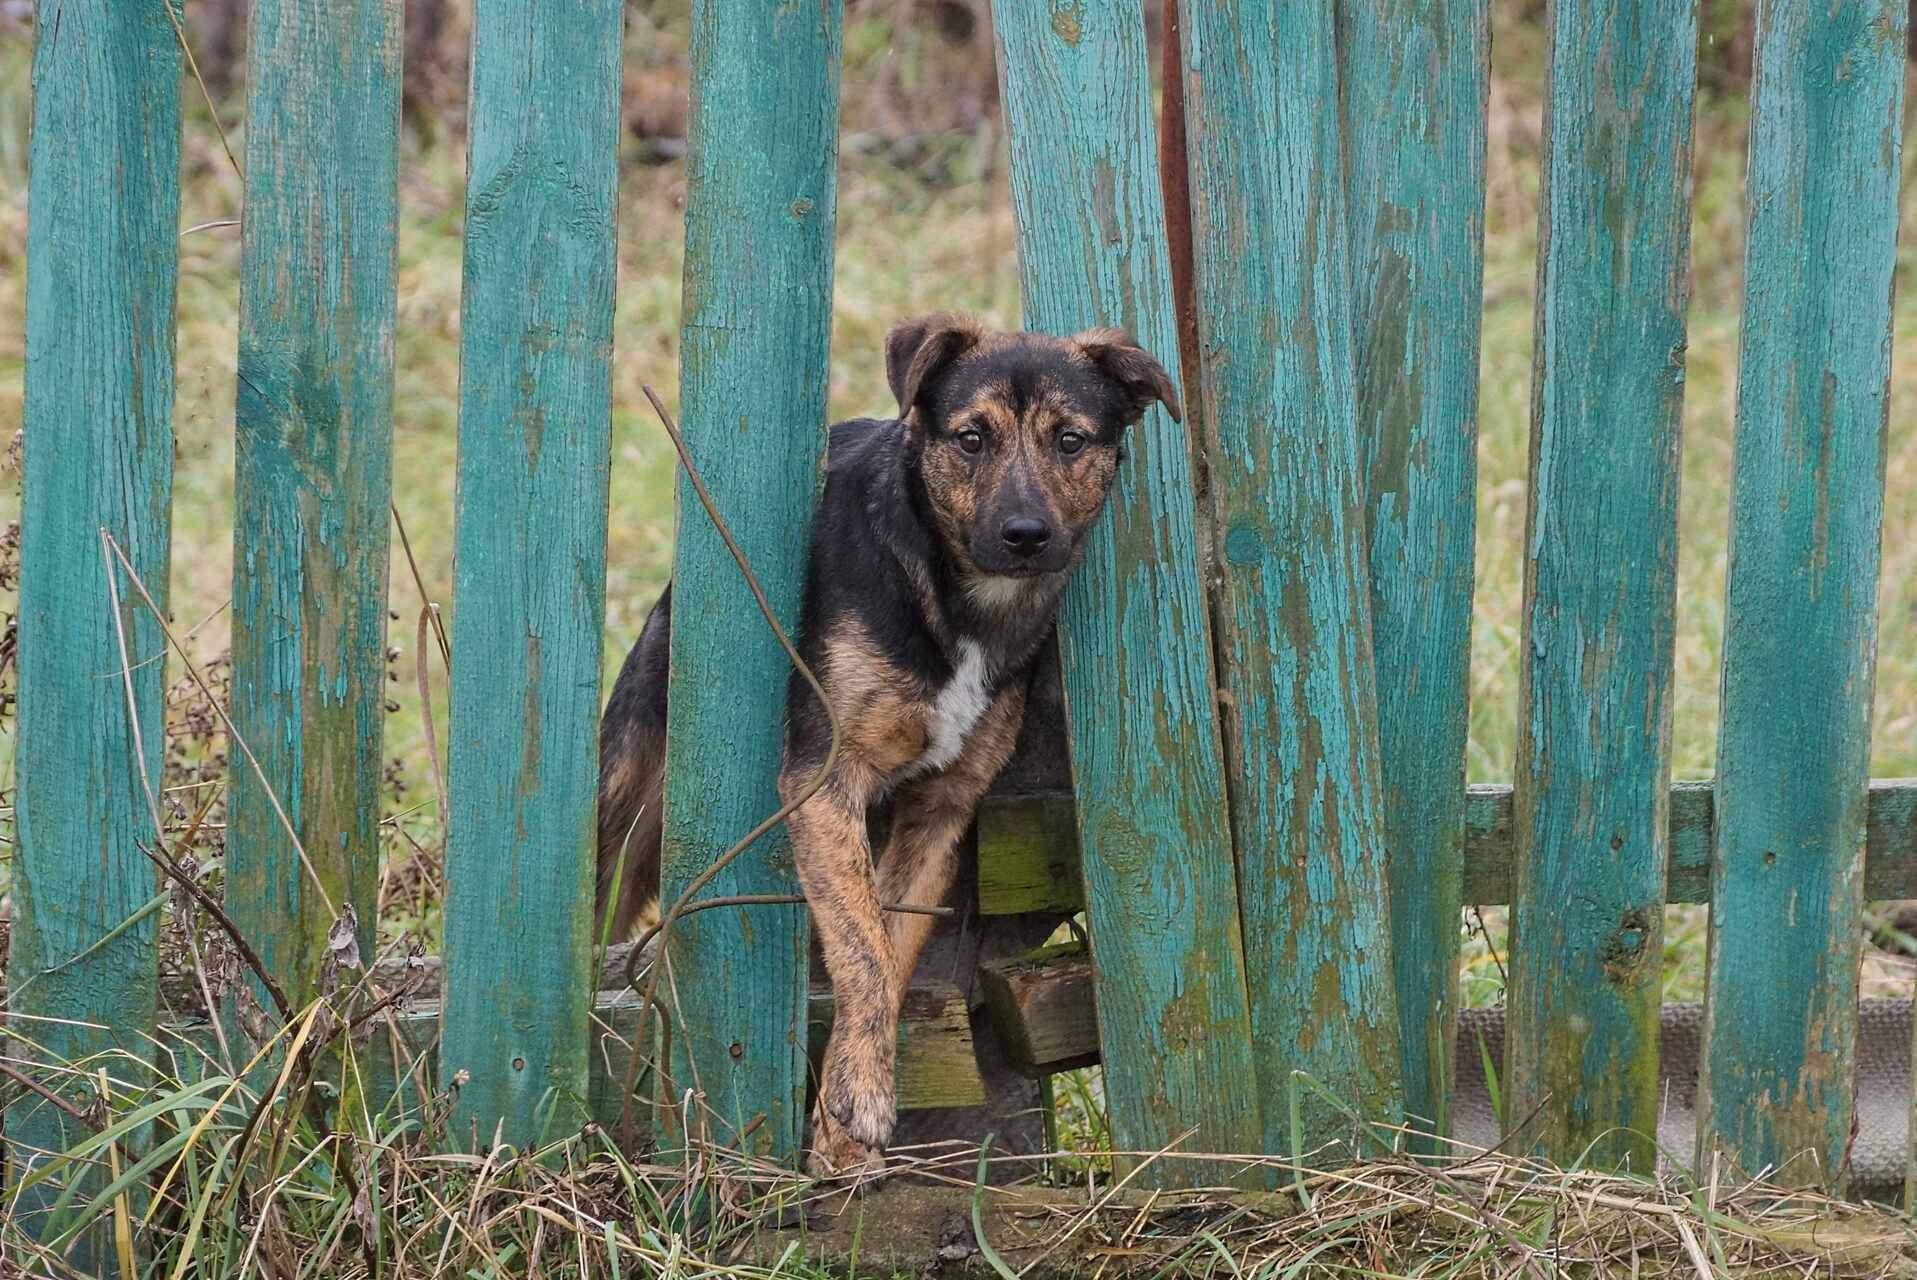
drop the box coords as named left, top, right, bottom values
left=7, top=0, right=1912, bottom=1240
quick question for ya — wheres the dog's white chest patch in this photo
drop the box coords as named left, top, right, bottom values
left=907, top=640, right=992, bottom=777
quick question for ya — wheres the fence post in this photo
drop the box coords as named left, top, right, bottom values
left=1176, top=0, right=1405, bottom=1157
left=1338, top=0, right=1489, bottom=1151
left=1505, top=0, right=1698, bottom=1170
left=658, top=0, right=844, bottom=1163
left=441, top=0, right=623, bottom=1147
left=7, top=0, right=180, bottom=1252
left=1701, top=0, right=1906, bottom=1192
left=994, top=0, right=1263, bottom=1186
left=227, top=0, right=402, bottom=1008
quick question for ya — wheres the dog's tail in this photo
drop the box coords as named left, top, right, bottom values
left=596, top=584, right=671, bottom=941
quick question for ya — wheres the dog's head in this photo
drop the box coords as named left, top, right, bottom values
left=885, top=313, right=1183, bottom=578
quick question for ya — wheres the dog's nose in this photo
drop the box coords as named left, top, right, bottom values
left=1000, top=517, right=1052, bottom=556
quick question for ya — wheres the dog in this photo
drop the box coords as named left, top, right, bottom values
left=595, top=313, right=1182, bottom=1176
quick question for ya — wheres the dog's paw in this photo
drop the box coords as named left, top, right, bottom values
left=807, top=1104, right=887, bottom=1181
left=823, top=1073, right=896, bottom=1153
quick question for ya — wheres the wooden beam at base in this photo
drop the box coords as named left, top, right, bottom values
left=161, top=979, right=983, bottom=1134
left=977, top=780, right=1917, bottom=916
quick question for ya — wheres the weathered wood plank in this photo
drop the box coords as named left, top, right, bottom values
left=8, top=0, right=180, bottom=1254
left=980, top=779, right=1917, bottom=913
left=659, top=0, right=843, bottom=1164
left=442, top=0, right=622, bottom=1148
left=1177, top=0, right=1403, bottom=1157
left=228, top=0, right=401, bottom=1005
left=1339, top=0, right=1489, bottom=1151
left=976, top=795, right=1084, bottom=917
left=978, top=944, right=1099, bottom=1076
left=1506, top=0, right=1698, bottom=1171
left=993, top=0, right=1263, bottom=1184
left=1700, top=0, right=1907, bottom=1193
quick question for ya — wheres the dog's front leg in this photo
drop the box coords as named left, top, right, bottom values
left=877, top=684, right=1027, bottom=1002
left=782, top=761, right=894, bottom=1176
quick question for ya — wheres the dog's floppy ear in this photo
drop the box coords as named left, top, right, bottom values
left=886, top=313, right=982, bottom=422
left=1072, top=328, right=1184, bottom=425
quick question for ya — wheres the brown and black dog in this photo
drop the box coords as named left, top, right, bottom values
left=595, top=313, right=1181, bottom=1175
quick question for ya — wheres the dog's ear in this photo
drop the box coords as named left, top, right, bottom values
left=1072, top=328, right=1184, bottom=425
left=886, top=313, right=982, bottom=422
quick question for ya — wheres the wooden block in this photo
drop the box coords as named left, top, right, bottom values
left=983, top=782, right=1917, bottom=918
left=184, top=978, right=985, bottom=1140
left=978, top=943, right=1098, bottom=1077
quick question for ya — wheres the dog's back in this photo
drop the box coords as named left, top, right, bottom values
left=594, top=419, right=892, bottom=937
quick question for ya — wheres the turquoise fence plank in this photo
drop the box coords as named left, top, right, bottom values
left=1177, top=0, right=1403, bottom=1158
left=1505, top=0, right=1698, bottom=1171
left=442, top=0, right=622, bottom=1147
left=659, top=0, right=843, bottom=1163
left=1339, top=0, right=1488, bottom=1150
left=994, top=0, right=1262, bottom=1184
left=1700, top=0, right=1906, bottom=1192
left=8, top=0, right=179, bottom=1254
left=228, top=0, right=401, bottom=1006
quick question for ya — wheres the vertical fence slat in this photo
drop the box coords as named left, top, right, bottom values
left=658, top=0, right=843, bottom=1163
left=442, top=0, right=622, bottom=1145
left=228, top=0, right=402, bottom=1005
left=1339, top=0, right=1489, bottom=1149
left=994, top=0, right=1263, bottom=1183
left=1178, top=1, right=1403, bottom=1155
left=1506, top=0, right=1698, bottom=1170
left=8, top=0, right=179, bottom=1246
left=1701, top=0, right=1906, bottom=1191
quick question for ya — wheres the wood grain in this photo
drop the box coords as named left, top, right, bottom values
left=994, top=0, right=1263, bottom=1185
left=659, top=0, right=843, bottom=1163
left=441, top=0, right=623, bottom=1148
left=228, top=0, right=401, bottom=1005
left=1699, top=0, right=1907, bottom=1192
left=9, top=0, right=180, bottom=1253
left=1177, top=0, right=1404, bottom=1158
left=1506, top=0, right=1699, bottom=1171
left=1339, top=0, right=1489, bottom=1152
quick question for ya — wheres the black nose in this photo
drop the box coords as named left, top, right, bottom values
left=1000, top=517, right=1052, bottom=556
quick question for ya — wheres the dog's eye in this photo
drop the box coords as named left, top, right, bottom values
left=956, top=430, right=985, bottom=455
left=1058, top=432, right=1087, bottom=456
